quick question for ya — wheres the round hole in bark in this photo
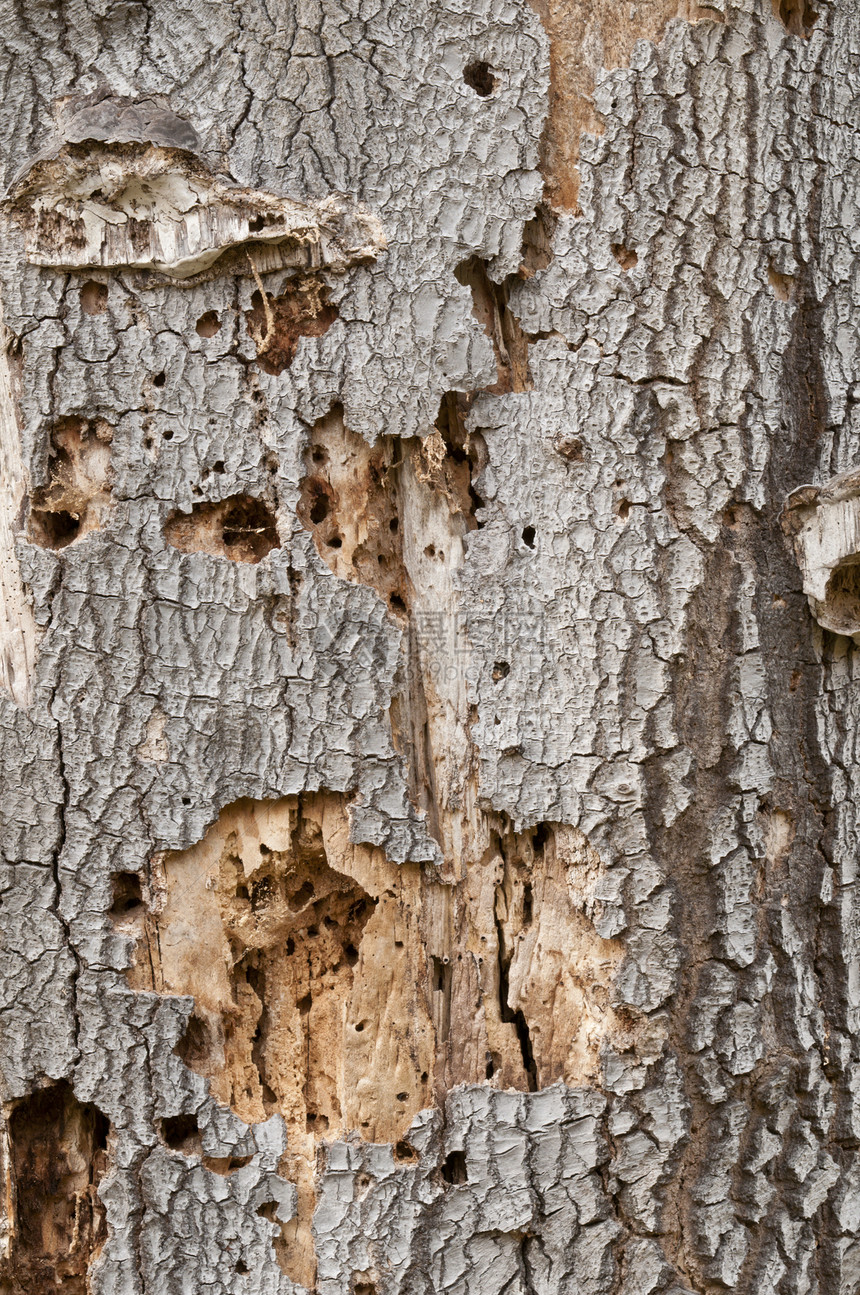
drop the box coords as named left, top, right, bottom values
left=463, top=59, right=496, bottom=96
left=196, top=311, right=221, bottom=338
left=80, top=280, right=108, bottom=315
left=492, top=661, right=510, bottom=681
left=328, top=535, right=342, bottom=548
left=521, top=525, right=536, bottom=548
left=161, top=1113, right=202, bottom=1154
left=153, top=372, right=166, bottom=387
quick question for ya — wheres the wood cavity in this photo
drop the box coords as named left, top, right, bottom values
left=164, top=493, right=279, bottom=563
left=2, top=1082, right=110, bottom=1295
left=774, top=0, right=817, bottom=37
left=29, top=417, right=113, bottom=550
left=245, top=275, right=338, bottom=375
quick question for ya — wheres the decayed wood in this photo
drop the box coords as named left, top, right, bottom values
left=0, top=0, right=858, bottom=1293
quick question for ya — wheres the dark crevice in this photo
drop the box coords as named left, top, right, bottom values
left=493, top=848, right=538, bottom=1091
left=433, top=391, right=488, bottom=527
left=455, top=256, right=532, bottom=393
left=519, top=203, right=557, bottom=278
left=440, top=1148, right=468, bottom=1184
left=245, top=960, right=278, bottom=1114
left=49, top=686, right=81, bottom=1064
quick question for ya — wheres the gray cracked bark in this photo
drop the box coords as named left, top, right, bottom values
left=0, top=0, right=856, bottom=1292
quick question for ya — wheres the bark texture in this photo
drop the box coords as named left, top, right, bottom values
left=0, top=0, right=857, bottom=1292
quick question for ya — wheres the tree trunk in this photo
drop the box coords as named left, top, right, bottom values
left=0, top=0, right=855, bottom=1292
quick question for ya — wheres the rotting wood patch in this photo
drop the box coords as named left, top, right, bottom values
left=29, top=416, right=113, bottom=550
left=124, top=795, right=625, bottom=1285
left=1, top=1081, right=110, bottom=1295
left=296, top=399, right=485, bottom=619
left=245, top=275, right=338, bottom=375
left=164, top=493, right=279, bottom=563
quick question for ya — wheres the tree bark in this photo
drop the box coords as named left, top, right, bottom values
left=0, top=0, right=855, bottom=1292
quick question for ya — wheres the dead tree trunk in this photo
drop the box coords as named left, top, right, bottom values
left=0, top=0, right=856, bottom=1292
